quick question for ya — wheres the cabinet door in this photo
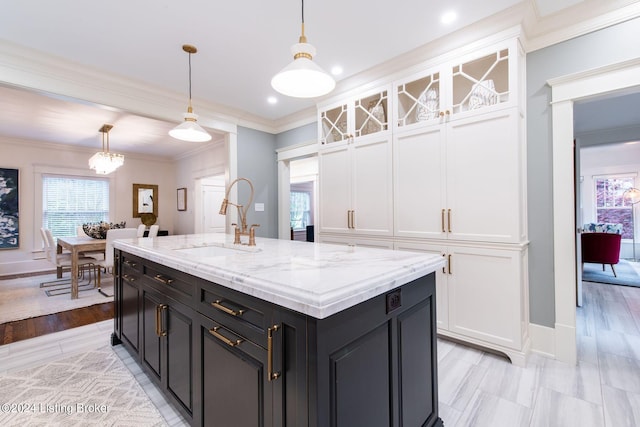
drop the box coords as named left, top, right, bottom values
left=394, top=125, right=446, bottom=239
left=446, top=245, right=522, bottom=349
left=120, top=274, right=140, bottom=351
left=198, top=314, right=275, bottom=427
left=142, top=290, right=163, bottom=379
left=319, top=145, right=351, bottom=234
left=446, top=109, right=522, bottom=243
left=142, top=287, right=195, bottom=415
left=352, top=136, right=393, bottom=235
left=395, top=241, right=448, bottom=330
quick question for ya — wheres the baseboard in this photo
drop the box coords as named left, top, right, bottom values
left=529, top=323, right=555, bottom=358
left=529, top=322, right=577, bottom=364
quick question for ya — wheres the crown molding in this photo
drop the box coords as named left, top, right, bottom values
left=524, top=0, right=640, bottom=51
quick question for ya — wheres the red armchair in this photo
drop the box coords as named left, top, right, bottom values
left=581, top=232, right=622, bottom=277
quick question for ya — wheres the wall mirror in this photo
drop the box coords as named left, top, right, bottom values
left=133, top=183, right=158, bottom=218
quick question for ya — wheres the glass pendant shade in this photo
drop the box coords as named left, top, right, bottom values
left=169, top=110, right=212, bottom=142
left=170, top=44, right=212, bottom=142
left=271, top=42, right=335, bottom=98
left=89, top=124, right=124, bottom=175
left=89, top=151, right=125, bottom=175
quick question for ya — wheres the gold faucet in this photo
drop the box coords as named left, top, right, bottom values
left=219, top=177, right=260, bottom=246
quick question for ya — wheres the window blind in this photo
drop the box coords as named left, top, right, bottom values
left=42, top=175, right=110, bottom=238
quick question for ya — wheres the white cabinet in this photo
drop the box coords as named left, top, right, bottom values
left=395, top=240, right=529, bottom=367
left=318, top=86, right=393, bottom=237
left=317, top=36, right=529, bottom=365
left=394, top=108, right=525, bottom=243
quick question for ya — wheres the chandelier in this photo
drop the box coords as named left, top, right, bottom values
left=89, top=124, right=124, bottom=175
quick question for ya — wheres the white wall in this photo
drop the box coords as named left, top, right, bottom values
left=0, top=136, right=176, bottom=275
left=580, top=141, right=640, bottom=258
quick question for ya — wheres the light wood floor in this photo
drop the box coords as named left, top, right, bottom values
left=1, top=281, right=638, bottom=426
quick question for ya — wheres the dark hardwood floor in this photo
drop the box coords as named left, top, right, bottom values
left=0, top=301, right=113, bottom=345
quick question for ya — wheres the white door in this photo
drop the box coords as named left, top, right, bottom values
left=202, top=184, right=226, bottom=233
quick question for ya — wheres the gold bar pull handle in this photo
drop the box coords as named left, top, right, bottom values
left=209, top=326, right=242, bottom=347
left=442, top=253, right=447, bottom=274
left=153, top=274, right=174, bottom=285
left=351, top=210, right=355, bottom=229
left=212, top=300, right=245, bottom=317
left=268, top=325, right=281, bottom=381
left=156, top=304, right=167, bottom=337
left=448, top=254, right=452, bottom=275
left=347, top=210, right=351, bottom=229
left=441, top=209, right=445, bottom=233
left=155, top=305, right=162, bottom=337
left=122, top=274, right=135, bottom=283
left=123, top=260, right=137, bottom=267
left=447, top=209, right=452, bottom=233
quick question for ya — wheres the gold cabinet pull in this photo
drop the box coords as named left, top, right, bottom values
left=156, top=304, right=167, bottom=337
left=268, top=325, right=280, bottom=381
left=442, top=253, right=447, bottom=274
left=123, top=260, right=137, bottom=267
left=351, top=210, right=356, bottom=229
left=347, top=210, right=351, bottom=229
left=153, top=274, right=174, bottom=285
left=441, top=209, right=445, bottom=233
left=448, top=254, right=452, bottom=275
left=209, top=326, right=242, bottom=347
left=211, top=300, right=245, bottom=317
left=122, top=274, right=135, bottom=282
left=447, top=209, right=452, bottom=233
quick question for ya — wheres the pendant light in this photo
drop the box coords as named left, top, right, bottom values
left=88, top=124, right=124, bottom=175
left=271, top=0, right=335, bottom=98
left=169, top=44, right=212, bottom=142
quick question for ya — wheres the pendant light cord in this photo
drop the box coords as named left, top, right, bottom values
left=188, top=51, right=193, bottom=108
left=301, top=0, right=304, bottom=24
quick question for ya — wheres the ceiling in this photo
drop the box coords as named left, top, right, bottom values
left=0, top=0, right=636, bottom=158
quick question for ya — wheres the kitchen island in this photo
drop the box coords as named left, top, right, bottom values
left=112, top=233, right=446, bottom=427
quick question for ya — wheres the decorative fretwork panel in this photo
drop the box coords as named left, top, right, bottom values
left=321, top=104, right=349, bottom=144
left=452, top=49, right=509, bottom=114
left=397, top=73, right=440, bottom=127
left=355, top=91, right=388, bottom=137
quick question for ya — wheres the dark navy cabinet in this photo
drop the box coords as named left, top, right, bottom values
left=113, top=249, right=442, bottom=427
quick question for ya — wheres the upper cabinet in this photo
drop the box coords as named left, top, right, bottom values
left=394, top=40, right=519, bottom=132
left=319, top=86, right=390, bottom=146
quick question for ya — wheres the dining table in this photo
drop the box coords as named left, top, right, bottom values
left=56, top=236, right=106, bottom=299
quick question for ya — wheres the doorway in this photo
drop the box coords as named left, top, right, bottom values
left=289, top=157, right=318, bottom=242
left=550, top=59, right=640, bottom=364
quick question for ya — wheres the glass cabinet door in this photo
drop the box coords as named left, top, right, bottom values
left=354, top=90, right=388, bottom=138
left=451, top=49, right=509, bottom=115
left=320, top=103, right=350, bottom=145
left=396, top=71, right=441, bottom=128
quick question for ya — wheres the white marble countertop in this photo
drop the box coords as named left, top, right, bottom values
left=114, top=233, right=445, bottom=319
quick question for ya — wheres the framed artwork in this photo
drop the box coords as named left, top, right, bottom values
left=177, top=188, right=187, bottom=211
left=132, top=183, right=158, bottom=218
left=0, top=168, right=19, bottom=249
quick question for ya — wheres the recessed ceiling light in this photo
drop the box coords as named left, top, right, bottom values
left=267, top=96, right=278, bottom=104
left=331, top=66, right=343, bottom=76
left=441, top=10, right=457, bottom=25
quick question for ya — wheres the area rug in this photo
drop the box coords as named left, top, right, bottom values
left=0, top=273, right=114, bottom=324
left=582, top=259, right=640, bottom=287
left=0, top=346, right=166, bottom=426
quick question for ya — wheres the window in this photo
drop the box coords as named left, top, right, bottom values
left=290, top=191, right=311, bottom=231
left=42, top=175, right=110, bottom=238
left=594, top=175, right=634, bottom=239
